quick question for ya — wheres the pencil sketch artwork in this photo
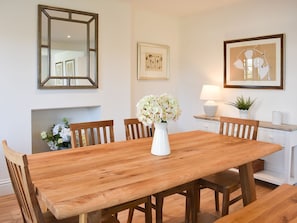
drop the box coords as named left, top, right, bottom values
left=230, top=44, right=276, bottom=81
left=145, top=53, right=163, bottom=72
left=137, top=42, right=169, bottom=80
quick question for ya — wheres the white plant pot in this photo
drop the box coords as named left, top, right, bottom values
left=239, top=109, right=249, bottom=119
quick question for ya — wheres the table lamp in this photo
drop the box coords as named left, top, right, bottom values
left=200, top=85, right=221, bottom=117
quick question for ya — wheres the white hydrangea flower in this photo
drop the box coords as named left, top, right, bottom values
left=53, top=123, right=63, bottom=135
left=136, top=93, right=181, bottom=126
left=60, top=128, right=71, bottom=142
left=40, top=131, right=47, bottom=139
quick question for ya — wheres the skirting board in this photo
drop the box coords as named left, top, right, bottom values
left=0, top=178, right=13, bottom=196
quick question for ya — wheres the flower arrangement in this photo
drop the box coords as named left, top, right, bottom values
left=40, top=118, right=71, bottom=151
left=136, top=93, right=181, bottom=125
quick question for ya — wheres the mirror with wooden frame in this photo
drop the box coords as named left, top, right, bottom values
left=38, top=5, right=98, bottom=89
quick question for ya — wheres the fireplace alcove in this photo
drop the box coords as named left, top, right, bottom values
left=31, top=105, right=101, bottom=153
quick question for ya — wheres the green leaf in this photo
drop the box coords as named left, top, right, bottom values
left=229, top=96, right=255, bottom=110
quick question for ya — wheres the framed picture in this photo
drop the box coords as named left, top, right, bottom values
left=224, top=34, right=284, bottom=89
left=55, top=62, right=63, bottom=76
left=137, top=42, right=170, bottom=80
left=65, top=59, right=75, bottom=76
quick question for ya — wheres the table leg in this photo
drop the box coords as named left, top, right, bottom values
left=238, top=162, right=256, bottom=205
left=79, top=213, right=88, bottom=223
left=79, top=210, right=102, bottom=223
left=190, top=182, right=198, bottom=223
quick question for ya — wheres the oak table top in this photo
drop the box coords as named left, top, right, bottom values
left=28, top=130, right=281, bottom=223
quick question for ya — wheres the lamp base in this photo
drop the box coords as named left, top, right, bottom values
left=203, top=102, right=218, bottom=117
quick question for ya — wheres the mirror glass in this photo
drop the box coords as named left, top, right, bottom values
left=38, top=5, right=98, bottom=89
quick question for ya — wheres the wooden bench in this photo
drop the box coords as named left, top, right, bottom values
left=215, top=184, right=297, bottom=222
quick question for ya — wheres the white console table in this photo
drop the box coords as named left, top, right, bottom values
left=194, top=115, right=297, bottom=185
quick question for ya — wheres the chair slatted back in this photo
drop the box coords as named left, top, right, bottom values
left=124, top=118, right=154, bottom=140
left=2, top=140, right=45, bottom=223
left=70, top=120, right=115, bottom=148
left=219, top=116, right=259, bottom=140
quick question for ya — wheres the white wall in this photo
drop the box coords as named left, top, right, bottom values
left=131, top=0, right=297, bottom=134
left=0, top=0, right=132, bottom=195
left=177, top=0, right=297, bottom=130
left=131, top=9, right=182, bottom=132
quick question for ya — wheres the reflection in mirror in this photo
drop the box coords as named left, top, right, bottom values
left=38, top=5, right=98, bottom=89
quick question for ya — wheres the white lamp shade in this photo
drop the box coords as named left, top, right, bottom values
left=200, top=85, right=221, bottom=101
left=200, top=85, right=221, bottom=117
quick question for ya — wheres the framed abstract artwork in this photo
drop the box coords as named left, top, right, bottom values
left=224, top=34, right=284, bottom=89
left=137, top=42, right=170, bottom=80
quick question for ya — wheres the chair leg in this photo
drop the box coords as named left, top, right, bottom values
left=197, top=185, right=201, bottom=213
left=221, top=190, right=230, bottom=216
left=215, top=191, right=220, bottom=212
left=185, top=191, right=191, bottom=223
left=127, top=208, right=134, bottom=223
left=155, top=195, right=164, bottom=223
left=144, top=196, right=152, bottom=223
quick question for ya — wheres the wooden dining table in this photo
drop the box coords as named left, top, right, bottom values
left=28, top=130, right=281, bottom=223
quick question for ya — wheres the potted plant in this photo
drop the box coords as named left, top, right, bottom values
left=229, top=96, right=255, bottom=119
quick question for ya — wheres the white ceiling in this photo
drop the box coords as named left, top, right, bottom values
left=119, top=0, right=241, bottom=17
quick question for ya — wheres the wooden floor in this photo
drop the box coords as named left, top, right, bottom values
left=0, top=180, right=276, bottom=223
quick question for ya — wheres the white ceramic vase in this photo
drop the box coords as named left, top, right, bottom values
left=151, top=122, right=171, bottom=156
left=47, top=142, right=58, bottom=151
left=47, top=142, right=70, bottom=151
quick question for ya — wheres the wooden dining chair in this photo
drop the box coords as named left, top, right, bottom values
left=2, top=140, right=119, bottom=223
left=124, top=118, right=154, bottom=140
left=124, top=118, right=195, bottom=223
left=197, top=116, right=260, bottom=217
left=70, top=120, right=115, bottom=148
left=70, top=120, right=153, bottom=223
